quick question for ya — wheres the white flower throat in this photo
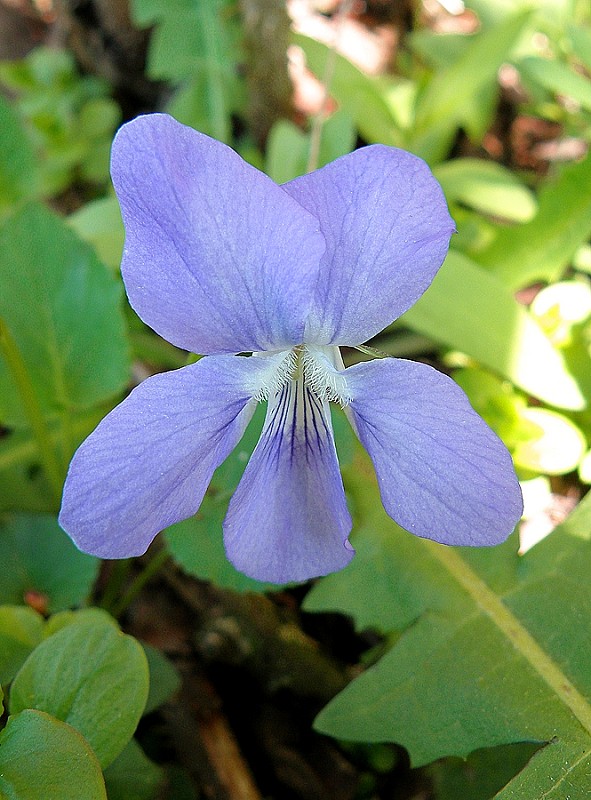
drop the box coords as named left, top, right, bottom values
left=253, top=345, right=350, bottom=407
left=250, top=346, right=349, bottom=459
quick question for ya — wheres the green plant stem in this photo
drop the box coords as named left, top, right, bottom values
left=306, top=0, right=354, bottom=173
left=0, top=317, right=64, bottom=504
left=111, top=549, right=171, bottom=618
left=99, top=559, right=133, bottom=613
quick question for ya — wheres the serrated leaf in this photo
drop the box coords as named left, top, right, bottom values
left=0, top=515, right=98, bottom=612
left=132, top=0, right=240, bottom=142
left=308, top=454, right=591, bottom=796
left=401, top=250, right=585, bottom=410
left=428, top=742, right=540, bottom=800
left=478, top=153, right=591, bottom=289
left=10, top=618, right=149, bottom=769
left=0, top=202, right=130, bottom=429
left=0, top=709, right=106, bottom=800
left=433, top=159, right=537, bottom=222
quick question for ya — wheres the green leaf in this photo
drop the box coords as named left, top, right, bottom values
left=410, top=11, right=531, bottom=161
left=0, top=202, right=130, bottom=429
left=0, top=515, right=98, bottom=612
left=579, top=449, right=591, bottom=484
left=143, top=643, right=181, bottom=715
left=409, top=30, right=471, bottom=70
left=103, top=739, right=164, bottom=800
left=166, top=505, right=277, bottom=593
left=493, top=739, right=591, bottom=799
left=0, top=605, right=44, bottom=685
left=0, top=709, right=106, bottom=800
left=265, top=112, right=356, bottom=183
left=132, top=0, right=241, bottom=143
left=308, top=457, right=591, bottom=796
left=433, top=159, right=537, bottom=223
left=10, top=618, right=149, bottom=769
left=265, top=120, right=308, bottom=183
left=512, top=407, right=587, bottom=474
left=401, top=250, right=585, bottom=410
left=293, top=33, right=403, bottom=147
left=427, top=742, right=540, bottom=800
left=567, top=22, right=591, bottom=72
left=519, top=55, right=591, bottom=112
left=0, top=408, right=106, bottom=513
left=315, top=110, right=356, bottom=167
left=67, top=196, right=124, bottom=271
left=165, top=403, right=278, bottom=591
left=478, top=153, right=591, bottom=289
left=0, top=95, right=39, bottom=217
left=530, top=280, right=591, bottom=346
left=450, top=367, right=527, bottom=451
left=43, top=607, right=118, bottom=638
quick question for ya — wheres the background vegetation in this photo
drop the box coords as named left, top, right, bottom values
left=1, top=0, right=591, bottom=798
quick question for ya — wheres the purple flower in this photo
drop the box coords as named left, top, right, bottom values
left=59, top=114, right=523, bottom=583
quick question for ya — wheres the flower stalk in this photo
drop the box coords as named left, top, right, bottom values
left=0, top=317, right=64, bottom=504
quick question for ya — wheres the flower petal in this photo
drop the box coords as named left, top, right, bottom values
left=59, top=355, right=263, bottom=558
left=223, top=379, right=353, bottom=583
left=283, top=146, right=455, bottom=346
left=346, top=358, right=523, bottom=546
left=111, top=114, right=325, bottom=354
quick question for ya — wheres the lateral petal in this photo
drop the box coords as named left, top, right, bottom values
left=111, top=114, right=325, bottom=354
left=59, top=356, right=262, bottom=558
left=346, top=358, right=523, bottom=546
left=284, top=145, right=455, bottom=346
left=224, top=379, right=353, bottom=583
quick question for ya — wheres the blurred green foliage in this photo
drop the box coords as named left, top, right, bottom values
left=0, top=47, right=120, bottom=196
left=1, top=1, right=591, bottom=798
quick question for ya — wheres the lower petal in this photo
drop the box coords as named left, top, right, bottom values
left=346, top=358, right=523, bottom=546
left=59, top=356, right=259, bottom=558
left=223, top=379, right=353, bottom=583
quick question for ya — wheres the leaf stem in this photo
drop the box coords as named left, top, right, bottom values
left=99, top=558, right=132, bottom=613
left=111, top=549, right=171, bottom=618
left=0, top=317, right=64, bottom=504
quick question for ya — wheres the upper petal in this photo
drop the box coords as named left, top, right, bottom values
left=59, top=355, right=264, bottom=558
left=346, top=358, right=523, bottom=546
left=223, top=377, right=353, bottom=583
left=283, top=145, right=455, bottom=346
left=111, top=114, right=325, bottom=354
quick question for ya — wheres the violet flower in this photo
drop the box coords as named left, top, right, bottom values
left=59, top=114, right=523, bottom=583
